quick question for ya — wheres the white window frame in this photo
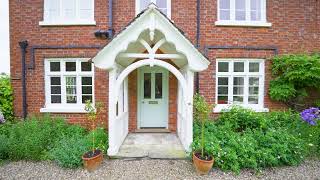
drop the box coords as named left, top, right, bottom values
left=39, top=0, right=96, bottom=26
left=215, top=0, right=271, bottom=27
left=41, top=58, right=95, bottom=113
left=214, top=59, right=269, bottom=113
left=135, top=0, right=171, bottom=19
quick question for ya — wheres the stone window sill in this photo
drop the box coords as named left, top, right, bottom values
left=40, top=105, right=88, bottom=113
left=215, top=21, right=272, bottom=27
left=39, top=20, right=96, bottom=26
left=213, top=104, right=269, bottom=113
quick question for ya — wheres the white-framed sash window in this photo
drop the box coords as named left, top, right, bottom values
left=39, top=0, right=95, bottom=26
left=215, top=59, right=268, bottom=112
left=41, top=58, right=94, bottom=113
left=136, top=0, right=171, bottom=19
left=215, top=0, right=271, bottom=27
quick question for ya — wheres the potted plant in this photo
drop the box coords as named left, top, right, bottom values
left=82, top=101, right=104, bottom=172
left=193, top=94, right=214, bottom=175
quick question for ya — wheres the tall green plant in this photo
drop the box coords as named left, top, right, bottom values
left=85, top=100, right=103, bottom=153
left=0, top=75, right=14, bottom=121
left=193, top=94, right=213, bottom=158
left=269, top=54, right=320, bottom=110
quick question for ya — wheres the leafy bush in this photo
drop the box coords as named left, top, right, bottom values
left=0, top=75, right=14, bottom=121
left=0, top=135, right=9, bottom=160
left=269, top=54, right=320, bottom=110
left=49, top=128, right=108, bottom=168
left=193, top=107, right=312, bottom=173
left=49, top=135, right=88, bottom=168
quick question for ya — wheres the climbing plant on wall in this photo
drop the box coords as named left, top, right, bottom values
left=269, top=53, right=320, bottom=110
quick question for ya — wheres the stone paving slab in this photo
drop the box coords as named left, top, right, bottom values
left=115, top=133, right=187, bottom=159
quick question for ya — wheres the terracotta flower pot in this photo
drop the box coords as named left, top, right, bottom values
left=193, top=152, right=214, bottom=175
left=82, top=149, right=103, bottom=172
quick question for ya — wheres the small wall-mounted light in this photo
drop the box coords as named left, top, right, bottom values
left=94, top=29, right=114, bottom=40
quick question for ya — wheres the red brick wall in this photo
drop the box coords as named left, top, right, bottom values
left=9, top=0, right=320, bottom=127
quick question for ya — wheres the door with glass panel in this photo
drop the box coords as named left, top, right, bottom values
left=138, top=66, right=168, bottom=128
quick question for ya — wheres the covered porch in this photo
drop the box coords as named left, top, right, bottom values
left=92, top=4, right=209, bottom=156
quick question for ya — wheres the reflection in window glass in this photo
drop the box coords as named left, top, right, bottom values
left=155, top=73, right=162, bottom=99
left=50, top=62, right=60, bottom=72
left=251, top=0, right=261, bottom=21
left=235, top=0, right=246, bottom=20
left=66, top=77, right=77, bottom=103
left=234, top=62, right=244, bottom=72
left=144, top=73, right=151, bottom=99
left=249, top=62, right=260, bottom=72
left=219, top=0, right=230, bottom=20
left=66, top=62, right=76, bottom=71
left=81, top=62, right=92, bottom=71
left=218, top=62, right=229, bottom=72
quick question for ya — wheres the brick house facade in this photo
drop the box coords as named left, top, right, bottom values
left=9, top=0, right=320, bottom=155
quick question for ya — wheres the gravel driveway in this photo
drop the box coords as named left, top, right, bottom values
left=0, top=159, right=319, bottom=180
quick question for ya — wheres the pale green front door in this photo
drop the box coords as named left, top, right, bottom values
left=138, top=66, right=169, bottom=128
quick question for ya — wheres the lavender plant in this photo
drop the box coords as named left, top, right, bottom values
left=300, top=107, right=320, bottom=126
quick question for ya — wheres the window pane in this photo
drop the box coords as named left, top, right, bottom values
left=249, top=96, right=259, bottom=104
left=81, top=62, right=92, bottom=71
left=66, top=77, right=76, bottom=86
left=140, top=0, right=151, bottom=11
left=51, top=95, right=61, bottom=103
left=82, top=86, right=92, bottom=94
left=220, top=0, right=230, bottom=9
left=155, top=73, right=162, bottom=99
left=63, top=0, right=76, bottom=20
left=220, top=10, right=230, bottom=20
left=82, top=77, right=92, bottom=85
left=82, top=95, right=92, bottom=103
left=67, top=96, right=77, bottom=103
left=249, top=62, right=260, bottom=72
left=251, top=0, right=261, bottom=21
left=66, top=86, right=77, bottom=95
left=47, top=0, right=60, bottom=21
left=234, top=62, right=244, bottom=72
left=218, top=96, right=228, bottom=104
left=233, top=96, right=244, bottom=103
left=235, top=0, right=246, bottom=21
left=79, top=0, right=93, bottom=19
left=218, top=62, right=229, bottom=72
left=233, top=87, right=244, bottom=95
left=249, top=87, right=259, bottom=95
left=51, top=86, right=61, bottom=94
left=249, top=77, right=259, bottom=86
left=50, top=77, right=61, bottom=85
left=144, top=73, right=151, bottom=99
left=218, top=87, right=228, bottom=95
left=233, top=77, right=244, bottom=85
left=66, top=62, right=76, bottom=71
left=50, top=62, right=60, bottom=72
left=156, top=0, right=166, bottom=8
left=218, top=77, right=229, bottom=85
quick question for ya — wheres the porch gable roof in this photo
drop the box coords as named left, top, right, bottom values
left=92, top=4, right=210, bottom=72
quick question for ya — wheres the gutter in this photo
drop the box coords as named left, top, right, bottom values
left=195, top=0, right=200, bottom=93
left=18, top=40, right=28, bottom=119
left=94, top=0, right=114, bottom=39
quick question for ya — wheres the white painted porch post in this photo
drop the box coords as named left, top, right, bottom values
left=107, top=68, right=118, bottom=155
left=185, top=70, right=194, bottom=151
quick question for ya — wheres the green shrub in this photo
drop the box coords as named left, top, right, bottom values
left=0, top=135, right=9, bottom=160
left=0, top=75, right=14, bottom=121
left=49, top=128, right=108, bottom=168
left=269, top=54, right=320, bottom=110
left=49, top=135, right=88, bottom=168
left=193, top=107, right=310, bottom=173
left=6, top=115, right=71, bottom=160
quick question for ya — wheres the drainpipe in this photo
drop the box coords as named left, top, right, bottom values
left=18, top=40, right=28, bottom=119
left=195, top=0, right=200, bottom=93
left=94, top=0, right=114, bottom=39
